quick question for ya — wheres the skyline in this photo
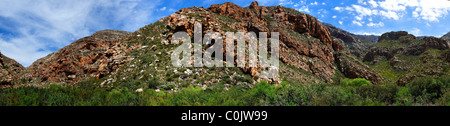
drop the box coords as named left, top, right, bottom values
left=0, top=0, right=449, bottom=66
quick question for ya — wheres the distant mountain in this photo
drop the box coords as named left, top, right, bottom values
left=355, top=34, right=379, bottom=43
left=442, top=32, right=450, bottom=41
left=322, top=23, right=379, bottom=58
left=364, top=31, right=449, bottom=85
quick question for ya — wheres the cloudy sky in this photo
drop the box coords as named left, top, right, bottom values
left=0, top=0, right=449, bottom=66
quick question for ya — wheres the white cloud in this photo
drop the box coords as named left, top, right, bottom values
left=345, top=6, right=355, bottom=11
left=415, top=0, right=450, bottom=22
left=352, top=20, right=363, bottom=26
left=332, top=15, right=337, bottom=18
left=334, top=7, right=343, bottom=12
left=379, top=10, right=400, bottom=20
left=169, top=8, right=177, bottom=12
left=338, top=21, right=343, bottom=25
left=0, top=0, right=161, bottom=66
left=367, top=22, right=384, bottom=27
left=159, top=7, right=167, bottom=11
left=334, top=0, right=450, bottom=22
left=352, top=5, right=374, bottom=16
left=358, top=0, right=367, bottom=5
left=368, top=0, right=378, bottom=8
left=410, top=28, right=421, bottom=35
left=298, top=6, right=310, bottom=13
left=279, top=0, right=294, bottom=5
left=356, top=32, right=383, bottom=36
left=412, top=9, right=419, bottom=17
left=378, top=0, right=449, bottom=22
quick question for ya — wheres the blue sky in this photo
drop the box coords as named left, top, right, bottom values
left=0, top=0, right=449, bottom=67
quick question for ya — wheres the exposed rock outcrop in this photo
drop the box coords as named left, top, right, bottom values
left=422, top=37, right=450, bottom=50
left=336, top=51, right=383, bottom=84
left=442, top=32, right=450, bottom=41
left=0, top=51, right=30, bottom=87
left=3, top=1, right=390, bottom=88
left=378, top=31, right=415, bottom=42
left=27, top=30, right=135, bottom=85
left=364, top=31, right=448, bottom=63
left=207, top=2, right=336, bottom=82
left=155, top=2, right=338, bottom=83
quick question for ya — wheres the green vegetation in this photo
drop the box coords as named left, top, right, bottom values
left=367, top=58, right=406, bottom=82
left=1, top=77, right=449, bottom=106
left=264, top=15, right=273, bottom=22
left=283, top=7, right=303, bottom=15
left=214, top=13, right=236, bottom=23
left=374, top=36, right=425, bottom=48
left=1, top=65, right=8, bottom=69
left=340, top=78, right=372, bottom=87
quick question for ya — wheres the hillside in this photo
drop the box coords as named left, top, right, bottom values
left=26, top=30, right=132, bottom=86
left=0, top=1, right=380, bottom=90
left=0, top=51, right=31, bottom=87
left=443, top=32, right=450, bottom=41
left=364, top=31, right=449, bottom=85
left=323, top=23, right=378, bottom=58
left=1, top=1, right=449, bottom=106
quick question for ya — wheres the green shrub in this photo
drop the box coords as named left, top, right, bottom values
left=160, top=83, right=175, bottom=90
left=1, top=77, right=449, bottom=106
left=395, top=87, right=413, bottom=106
left=356, top=84, right=398, bottom=103
left=234, top=75, right=254, bottom=84
left=407, top=76, right=450, bottom=101
left=1, top=65, right=9, bottom=69
left=148, top=77, right=161, bottom=89
left=340, top=78, right=372, bottom=87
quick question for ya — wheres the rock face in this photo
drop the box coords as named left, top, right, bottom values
left=0, top=51, right=30, bottom=86
left=422, top=37, right=450, bottom=50
left=153, top=1, right=339, bottom=83
left=2, top=1, right=387, bottom=88
left=442, top=32, right=450, bottom=41
left=27, top=30, right=135, bottom=85
left=378, top=31, right=415, bottom=42
left=335, top=51, right=383, bottom=84
left=205, top=2, right=336, bottom=82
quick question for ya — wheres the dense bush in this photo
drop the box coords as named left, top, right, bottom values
left=407, top=76, right=450, bottom=102
left=340, top=78, right=372, bottom=87
left=1, top=77, right=450, bottom=106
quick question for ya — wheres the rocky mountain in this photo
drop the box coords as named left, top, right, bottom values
left=0, top=51, right=31, bottom=87
left=100, top=1, right=343, bottom=90
left=27, top=30, right=134, bottom=85
left=442, top=32, right=450, bottom=41
left=323, top=23, right=378, bottom=58
left=363, top=31, right=449, bottom=85
left=2, top=1, right=384, bottom=91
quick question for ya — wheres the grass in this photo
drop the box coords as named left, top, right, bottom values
left=366, top=57, right=406, bottom=83
left=374, top=36, right=425, bottom=48
left=214, top=13, right=236, bottom=23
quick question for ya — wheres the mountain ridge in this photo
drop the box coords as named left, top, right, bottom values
left=1, top=1, right=447, bottom=90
